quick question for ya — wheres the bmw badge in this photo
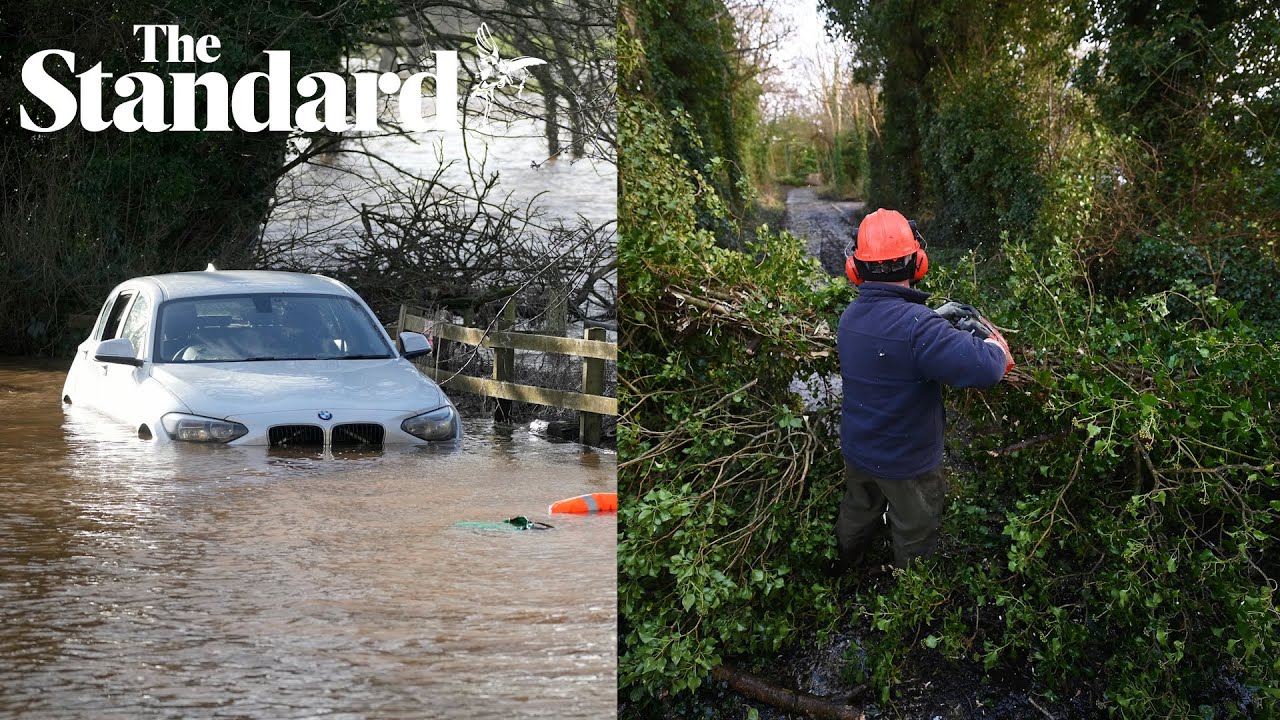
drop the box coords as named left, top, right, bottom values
left=318, top=411, right=333, bottom=421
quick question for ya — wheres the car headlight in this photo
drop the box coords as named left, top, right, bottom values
left=161, top=413, right=249, bottom=443
left=401, top=406, right=458, bottom=441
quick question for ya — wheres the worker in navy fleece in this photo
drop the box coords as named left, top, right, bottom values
left=833, top=209, right=1011, bottom=572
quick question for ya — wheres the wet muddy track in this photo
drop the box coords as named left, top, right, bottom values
left=784, top=187, right=862, bottom=278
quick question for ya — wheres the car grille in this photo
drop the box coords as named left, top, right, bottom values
left=332, top=423, right=385, bottom=446
left=268, top=425, right=325, bottom=447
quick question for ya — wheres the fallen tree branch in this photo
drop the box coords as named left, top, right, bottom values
left=670, top=289, right=735, bottom=315
left=987, top=429, right=1075, bottom=457
left=1152, top=462, right=1276, bottom=476
left=711, top=664, right=866, bottom=720
left=660, top=285, right=836, bottom=358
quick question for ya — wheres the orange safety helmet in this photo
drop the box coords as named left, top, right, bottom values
left=844, top=208, right=929, bottom=285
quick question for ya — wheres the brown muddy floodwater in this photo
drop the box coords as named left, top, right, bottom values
left=0, top=360, right=616, bottom=719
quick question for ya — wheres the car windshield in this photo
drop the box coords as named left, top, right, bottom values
left=155, top=293, right=394, bottom=363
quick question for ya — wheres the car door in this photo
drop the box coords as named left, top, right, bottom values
left=99, top=291, right=153, bottom=423
left=68, top=289, right=133, bottom=406
left=73, top=289, right=149, bottom=420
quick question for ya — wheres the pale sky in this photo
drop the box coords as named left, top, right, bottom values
left=774, top=0, right=835, bottom=75
left=757, top=0, right=846, bottom=114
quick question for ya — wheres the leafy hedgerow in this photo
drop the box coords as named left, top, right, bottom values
left=619, top=87, right=852, bottom=705
left=864, top=240, right=1280, bottom=715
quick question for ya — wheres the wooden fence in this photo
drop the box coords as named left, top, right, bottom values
left=395, top=304, right=617, bottom=446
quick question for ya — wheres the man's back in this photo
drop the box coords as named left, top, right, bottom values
left=838, top=282, right=1006, bottom=480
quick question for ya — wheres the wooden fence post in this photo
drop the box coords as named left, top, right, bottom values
left=395, top=304, right=408, bottom=339
left=493, top=300, right=516, bottom=423
left=401, top=303, right=617, bottom=433
left=545, top=280, right=568, bottom=338
left=579, top=327, right=607, bottom=446
left=545, top=280, right=569, bottom=390
left=431, top=308, right=444, bottom=374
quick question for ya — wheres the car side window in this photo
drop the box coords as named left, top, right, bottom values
left=120, top=294, right=151, bottom=358
left=95, top=291, right=135, bottom=341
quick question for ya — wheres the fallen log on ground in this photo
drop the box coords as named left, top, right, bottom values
left=711, top=664, right=866, bottom=720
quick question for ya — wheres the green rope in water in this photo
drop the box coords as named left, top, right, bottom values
left=453, top=516, right=555, bottom=531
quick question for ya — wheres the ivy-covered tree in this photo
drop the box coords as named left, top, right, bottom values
left=820, top=0, right=933, bottom=216
left=821, top=0, right=1087, bottom=245
left=1074, top=0, right=1280, bottom=317
left=624, top=0, right=759, bottom=223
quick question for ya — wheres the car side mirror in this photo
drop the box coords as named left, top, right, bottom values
left=399, top=331, right=432, bottom=360
left=94, top=337, right=143, bottom=366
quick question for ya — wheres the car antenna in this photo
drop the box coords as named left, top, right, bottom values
left=206, top=263, right=217, bottom=271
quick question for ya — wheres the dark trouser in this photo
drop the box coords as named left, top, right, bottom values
left=835, top=460, right=948, bottom=568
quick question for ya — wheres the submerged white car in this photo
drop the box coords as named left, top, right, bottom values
left=63, top=270, right=462, bottom=446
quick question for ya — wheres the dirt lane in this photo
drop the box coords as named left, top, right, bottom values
left=784, top=187, right=863, bottom=276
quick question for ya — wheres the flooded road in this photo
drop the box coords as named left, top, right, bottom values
left=0, top=360, right=616, bottom=719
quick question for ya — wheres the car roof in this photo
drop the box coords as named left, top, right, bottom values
left=130, top=271, right=356, bottom=302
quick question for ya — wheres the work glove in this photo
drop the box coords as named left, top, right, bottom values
left=935, top=301, right=1014, bottom=375
left=934, top=301, right=990, bottom=339
left=934, top=301, right=978, bottom=322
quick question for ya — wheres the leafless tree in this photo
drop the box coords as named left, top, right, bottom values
left=250, top=0, right=617, bottom=337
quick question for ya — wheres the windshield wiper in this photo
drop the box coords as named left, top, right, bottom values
left=241, top=356, right=318, bottom=361
left=334, top=354, right=393, bottom=360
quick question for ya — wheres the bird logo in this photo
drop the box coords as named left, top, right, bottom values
left=471, top=22, right=546, bottom=121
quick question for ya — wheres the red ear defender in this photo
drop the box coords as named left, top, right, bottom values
left=907, top=220, right=928, bottom=283
left=846, top=227, right=864, bottom=285
left=912, top=249, right=929, bottom=282
left=845, top=255, right=863, bottom=285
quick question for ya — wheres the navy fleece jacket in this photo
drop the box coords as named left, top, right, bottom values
left=838, top=283, right=1007, bottom=480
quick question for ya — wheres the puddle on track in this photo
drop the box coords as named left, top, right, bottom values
left=0, top=360, right=616, bottom=719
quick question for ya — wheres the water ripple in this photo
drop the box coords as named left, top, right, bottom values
left=0, top=361, right=616, bottom=719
